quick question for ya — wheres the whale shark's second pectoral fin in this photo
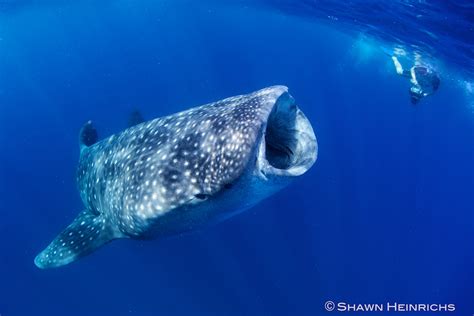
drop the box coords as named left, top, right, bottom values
left=34, top=211, right=116, bottom=269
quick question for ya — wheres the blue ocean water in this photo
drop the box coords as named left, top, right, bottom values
left=257, top=0, right=474, bottom=78
left=0, top=1, right=473, bottom=315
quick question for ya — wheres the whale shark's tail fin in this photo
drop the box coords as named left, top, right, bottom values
left=34, top=210, right=117, bottom=269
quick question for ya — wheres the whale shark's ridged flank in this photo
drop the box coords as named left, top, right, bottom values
left=35, top=86, right=317, bottom=269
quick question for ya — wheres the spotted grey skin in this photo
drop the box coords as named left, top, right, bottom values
left=34, top=86, right=317, bottom=269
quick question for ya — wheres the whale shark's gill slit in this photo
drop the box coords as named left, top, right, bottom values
left=194, top=193, right=209, bottom=200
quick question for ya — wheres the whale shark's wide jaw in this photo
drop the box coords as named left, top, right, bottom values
left=256, top=92, right=317, bottom=179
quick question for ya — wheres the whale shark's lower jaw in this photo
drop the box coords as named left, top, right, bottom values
left=257, top=92, right=317, bottom=180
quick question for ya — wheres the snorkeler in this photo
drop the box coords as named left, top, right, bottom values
left=391, top=56, right=440, bottom=104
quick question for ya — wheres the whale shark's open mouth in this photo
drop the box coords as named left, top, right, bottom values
left=258, top=92, right=317, bottom=177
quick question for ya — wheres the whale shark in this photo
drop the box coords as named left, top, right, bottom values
left=34, top=86, right=317, bottom=269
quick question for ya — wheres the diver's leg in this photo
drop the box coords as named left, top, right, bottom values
left=391, top=56, right=405, bottom=76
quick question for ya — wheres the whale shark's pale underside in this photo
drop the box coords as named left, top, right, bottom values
left=34, top=86, right=317, bottom=269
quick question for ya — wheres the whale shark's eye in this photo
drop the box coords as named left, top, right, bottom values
left=194, top=193, right=209, bottom=200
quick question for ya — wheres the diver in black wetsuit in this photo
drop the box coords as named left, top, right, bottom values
left=392, top=56, right=440, bottom=104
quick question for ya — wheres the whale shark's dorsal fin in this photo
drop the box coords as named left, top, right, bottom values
left=79, top=120, right=98, bottom=151
left=128, top=110, right=145, bottom=127
left=34, top=210, right=117, bottom=269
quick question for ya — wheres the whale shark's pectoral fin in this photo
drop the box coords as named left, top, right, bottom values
left=34, top=211, right=116, bottom=269
left=128, top=110, right=145, bottom=127
left=79, top=120, right=98, bottom=150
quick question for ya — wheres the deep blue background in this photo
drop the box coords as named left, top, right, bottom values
left=1, top=1, right=473, bottom=315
